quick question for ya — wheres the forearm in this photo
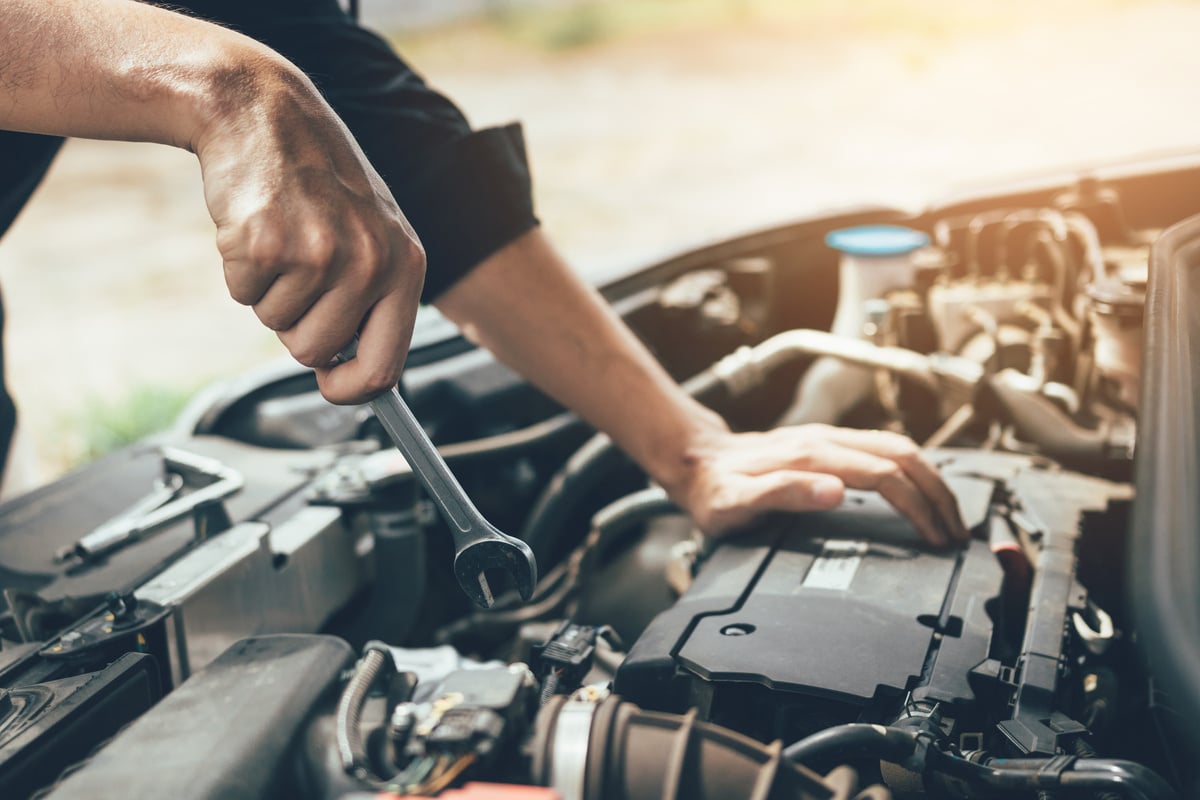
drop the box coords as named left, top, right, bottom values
left=0, top=0, right=296, bottom=151
left=434, top=228, right=726, bottom=496
left=436, top=229, right=967, bottom=544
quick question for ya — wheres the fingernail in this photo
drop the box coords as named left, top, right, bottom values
left=811, top=477, right=844, bottom=506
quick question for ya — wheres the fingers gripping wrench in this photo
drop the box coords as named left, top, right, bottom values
left=339, top=344, right=537, bottom=608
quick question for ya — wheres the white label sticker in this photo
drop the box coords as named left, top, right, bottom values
left=801, top=540, right=868, bottom=591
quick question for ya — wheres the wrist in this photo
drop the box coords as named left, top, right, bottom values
left=188, top=45, right=317, bottom=160
left=633, top=399, right=730, bottom=502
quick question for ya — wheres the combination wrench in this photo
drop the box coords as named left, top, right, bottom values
left=339, top=341, right=537, bottom=608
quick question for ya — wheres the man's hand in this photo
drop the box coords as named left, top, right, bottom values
left=663, top=423, right=969, bottom=546
left=438, top=229, right=968, bottom=548
left=0, top=0, right=424, bottom=405
left=194, top=69, right=425, bottom=405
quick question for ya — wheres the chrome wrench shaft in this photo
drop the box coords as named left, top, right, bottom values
left=340, top=342, right=537, bottom=608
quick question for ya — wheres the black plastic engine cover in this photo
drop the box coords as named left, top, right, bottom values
left=616, top=472, right=1004, bottom=742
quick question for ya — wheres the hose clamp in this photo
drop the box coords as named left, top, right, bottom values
left=712, top=346, right=763, bottom=396
left=550, top=698, right=600, bottom=800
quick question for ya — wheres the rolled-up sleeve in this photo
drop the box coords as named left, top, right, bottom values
left=182, top=0, right=540, bottom=302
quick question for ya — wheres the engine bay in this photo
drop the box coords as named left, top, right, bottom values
left=2, top=158, right=1199, bottom=799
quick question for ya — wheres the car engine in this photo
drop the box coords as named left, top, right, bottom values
left=2, top=160, right=1199, bottom=800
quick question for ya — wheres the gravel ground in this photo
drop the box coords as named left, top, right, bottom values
left=3, top=1, right=1200, bottom=490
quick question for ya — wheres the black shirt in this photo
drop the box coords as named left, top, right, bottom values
left=0, top=0, right=540, bottom=475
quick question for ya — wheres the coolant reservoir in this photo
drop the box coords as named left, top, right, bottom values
left=825, top=225, right=930, bottom=338
left=781, top=225, right=929, bottom=425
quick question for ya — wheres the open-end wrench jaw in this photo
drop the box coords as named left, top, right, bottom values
left=452, top=531, right=538, bottom=609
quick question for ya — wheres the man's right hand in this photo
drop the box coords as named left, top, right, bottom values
left=193, top=66, right=426, bottom=405
left=0, top=0, right=425, bottom=406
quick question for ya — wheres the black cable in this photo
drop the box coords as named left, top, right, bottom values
left=539, top=670, right=561, bottom=707
left=436, top=488, right=678, bottom=643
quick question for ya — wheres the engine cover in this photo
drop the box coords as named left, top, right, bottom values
left=615, top=451, right=1069, bottom=745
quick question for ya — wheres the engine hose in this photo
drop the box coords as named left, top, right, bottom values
left=1074, top=739, right=1123, bottom=800
left=521, top=369, right=725, bottom=562
left=590, top=486, right=678, bottom=535
left=521, top=328, right=976, bottom=560
left=436, top=488, right=679, bottom=643
left=335, top=642, right=394, bottom=783
left=925, top=748, right=1179, bottom=800
left=531, top=695, right=892, bottom=800
left=440, top=410, right=584, bottom=466
left=783, top=724, right=920, bottom=767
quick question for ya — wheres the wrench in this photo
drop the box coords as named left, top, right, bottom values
left=338, top=342, right=537, bottom=608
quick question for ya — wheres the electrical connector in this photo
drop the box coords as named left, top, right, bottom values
left=531, top=622, right=598, bottom=704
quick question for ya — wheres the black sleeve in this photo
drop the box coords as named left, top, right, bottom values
left=179, top=0, right=540, bottom=302
left=0, top=132, right=65, bottom=478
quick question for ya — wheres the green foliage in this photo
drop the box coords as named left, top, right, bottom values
left=486, top=2, right=613, bottom=50
left=70, top=384, right=195, bottom=466
left=482, top=0, right=749, bottom=50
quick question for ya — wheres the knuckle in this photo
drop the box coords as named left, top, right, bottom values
left=304, top=227, right=338, bottom=270
left=869, top=461, right=904, bottom=485
left=355, top=228, right=386, bottom=272
left=320, top=386, right=357, bottom=407
left=247, top=223, right=288, bottom=270
left=869, top=428, right=917, bottom=454
left=226, top=279, right=256, bottom=306
left=363, top=363, right=401, bottom=395
left=287, top=340, right=332, bottom=370
left=708, top=486, right=742, bottom=517
left=888, top=437, right=921, bottom=462
left=254, top=306, right=290, bottom=332
left=394, top=233, right=426, bottom=279
left=407, top=237, right=427, bottom=272
left=292, top=351, right=326, bottom=370
left=789, top=439, right=816, bottom=466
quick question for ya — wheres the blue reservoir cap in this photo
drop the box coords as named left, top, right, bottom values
left=825, top=225, right=930, bottom=257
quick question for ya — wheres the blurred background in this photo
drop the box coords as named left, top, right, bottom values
left=2, top=0, right=1199, bottom=492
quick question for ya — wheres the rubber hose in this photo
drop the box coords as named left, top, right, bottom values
left=435, top=487, right=678, bottom=643
left=532, top=695, right=891, bottom=800
left=926, top=749, right=1178, bottom=800
left=973, top=375, right=1115, bottom=469
left=784, top=724, right=919, bottom=767
left=441, top=411, right=584, bottom=466
left=1074, top=738, right=1123, bottom=800
left=521, top=368, right=726, bottom=561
